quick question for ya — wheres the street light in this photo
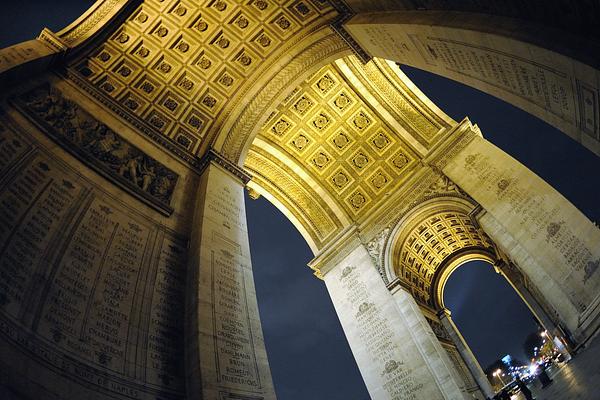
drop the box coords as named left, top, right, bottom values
left=493, top=369, right=506, bottom=387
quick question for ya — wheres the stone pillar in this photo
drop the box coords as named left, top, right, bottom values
left=185, top=152, right=276, bottom=400
left=438, top=309, right=495, bottom=399
left=435, top=130, right=600, bottom=344
left=315, top=236, right=469, bottom=400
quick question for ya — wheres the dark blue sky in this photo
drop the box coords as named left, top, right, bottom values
left=2, top=2, right=599, bottom=399
left=443, top=260, right=539, bottom=366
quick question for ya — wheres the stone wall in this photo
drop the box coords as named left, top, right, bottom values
left=440, top=133, right=600, bottom=342
left=344, top=13, right=600, bottom=156
left=0, top=73, right=197, bottom=400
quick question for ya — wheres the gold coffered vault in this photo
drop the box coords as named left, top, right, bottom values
left=70, top=0, right=339, bottom=156
left=0, top=1, right=598, bottom=399
left=245, top=57, right=451, bottom=250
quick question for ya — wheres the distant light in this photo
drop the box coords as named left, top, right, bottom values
left=529, top=364, right=538, bottom=375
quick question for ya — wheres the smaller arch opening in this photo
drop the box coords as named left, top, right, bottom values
left=443, top=259, right=542, bottom=389
left=388, top=204, right=497, bottom=308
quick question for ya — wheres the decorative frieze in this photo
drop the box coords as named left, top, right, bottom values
left=13, top=84, right=179, bottom=215
left=365, top=226, right=390, bottom=269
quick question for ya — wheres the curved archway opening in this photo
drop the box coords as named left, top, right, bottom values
left=245, top=192, right=370, bottom=400
left=443, top=259, right=541, bottom=389
left=0, top=3, right=598, bottom=399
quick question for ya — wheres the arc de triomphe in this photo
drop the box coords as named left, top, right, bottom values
left=0, top=1, right=598, bottom=399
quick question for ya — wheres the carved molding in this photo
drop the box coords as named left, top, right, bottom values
left=362, top=167, right=474, bottom=245
left=37, top=28, right=68, bottom=53
left=422, top=172, right=466, bottom=198
left=58, top=0, right=125, bottom=47
left=349, top=59, right=444, bottom=146
left=426, top=119, right=479, bottom=170
left=328, top=0, right=371, bottom=63
left=64, top=70, right=202, bottom=170
left=425, top=316, right=452, bottom=342
left=365, top=227, right=390, bottom=271
left=246, top=146, right=343, bottom=249
left=221, top=32, right=350, bottom=162
left=308, top=225, right=362, bottom=279
left=200, top=149, right=252, bottom=184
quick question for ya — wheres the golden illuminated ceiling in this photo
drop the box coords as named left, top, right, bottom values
left=260, top=62, right=419, bottom=213
left=392, top=211, right=496, bottom=307
left=70, top=0, right=336, bottom=154
left=245, top=57, right=454, bottom=250
left=61, top=0, right=462, bottom=254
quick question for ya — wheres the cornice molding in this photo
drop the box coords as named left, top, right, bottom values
left=329, top=0, right=371, bottom=63
left=424, top=117, right=480, bottom=170
left=199, top=149, right=252, bottom=185
left=37, top=28, right=69, bottom=53
left=57, top=0, right=132, bottom=48
left=307, top=225, right=362, bottom=279
left=63, top=69, right=202, bottom=170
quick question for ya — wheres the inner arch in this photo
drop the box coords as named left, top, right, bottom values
left=443, top=260, right=541, bottom=369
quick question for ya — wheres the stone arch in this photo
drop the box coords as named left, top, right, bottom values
left=341, top=1, right=600, bottom=67
left=342, top=8, right=600, bottom=156
left=384, top=198, right=497, bottom=308
left=430, top=250, right=497, bottom=312
left=379, top=195, right=578, bottom=399
left=240, top=55, right=454, bottom=253
left=382, top=196, right=475, bottom=283
left=0, top=2, right=599, bottom=400
left=374, top=197, right=502, bottom=399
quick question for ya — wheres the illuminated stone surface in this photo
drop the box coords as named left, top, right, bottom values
left=0, top=1, right=598, bottom=399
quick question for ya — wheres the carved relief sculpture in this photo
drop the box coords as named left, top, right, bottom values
left=14, top=84, right=178, bottom=214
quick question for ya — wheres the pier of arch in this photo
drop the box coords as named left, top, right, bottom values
left=0, top=1, right=598, bottom=399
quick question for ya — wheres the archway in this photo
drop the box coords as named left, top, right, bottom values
left=441, top=260, right=543, bottom=393
left=0, top=1, right=598, bottom=400
left=378, top=191, right=592, bottom=398
left=245, top=191, right=370, bottom=399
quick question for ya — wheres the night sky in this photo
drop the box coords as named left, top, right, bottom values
left=2, top=2, right=599, bottom=399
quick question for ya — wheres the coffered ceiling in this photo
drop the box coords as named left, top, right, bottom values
left=245, top=57, right=454, bottom=250
left=69, top=0, right=336, bottom=154
left=62, top=0, right=459, bottom=253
